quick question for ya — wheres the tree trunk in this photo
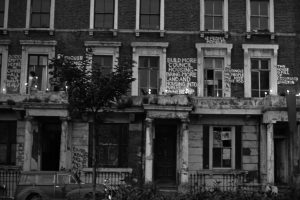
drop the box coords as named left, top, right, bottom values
left=92, top=113, right=97, bottom=200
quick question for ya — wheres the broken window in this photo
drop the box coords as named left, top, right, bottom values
left=204, top=57, right=224, bottom=97
left=212, top=127, right=232, bottom=168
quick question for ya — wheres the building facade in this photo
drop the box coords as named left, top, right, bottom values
left=1, top=0, right=300, bottom=191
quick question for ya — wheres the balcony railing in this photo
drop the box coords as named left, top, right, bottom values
left=0, top=166, right=21, bottom=199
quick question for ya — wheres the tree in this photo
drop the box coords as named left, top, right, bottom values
left=49, top=50, right=135, bottom=200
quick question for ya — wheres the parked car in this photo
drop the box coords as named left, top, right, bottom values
left=15, top=171, right=105, bottom=200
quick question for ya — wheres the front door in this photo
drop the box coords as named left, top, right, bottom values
left=154, top=124, right=177, bottom=185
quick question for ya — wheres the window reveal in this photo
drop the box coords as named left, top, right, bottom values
left=204, top=57, right=224, bottom=97
left=31, top=0, right=51, bottom=28
left=251, top=58, right=270, bottom=97
left=140, top=0, right=160, bottom=29
left=92, top=55, right=113, bottom=75
left=94, top=0, right=114, bottom=29
left=205, top=0, right=223, bottom=31
left=250, top=0, right=269, bottom=31
left=139, top=56, right=159, bottom=95
left=28, top=55, right=48, bottom=92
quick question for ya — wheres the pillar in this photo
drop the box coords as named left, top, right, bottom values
left=23, top=116, right=33, bottom=171
left=59, top=117, right=69, bottom=170
left=266, top=123, right=274, bottom=184
left=180, top=119, right=189, bottom=184
left=145, top=118, right=153, bottom=183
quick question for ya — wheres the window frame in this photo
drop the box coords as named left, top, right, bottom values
left=25, top=0, right=55, bottom=31
left=0, top=121, right=17, bottom=165
left=89, top=0, right=118, bottom=31
left=209, top=126, right=235, bottom=169
left=200, top=0, right=228, bottom=32
left=242, top=44, right=278, bottom=97
left=204, top=57, right=224, bottom=97
left=131, top=42, right=168, bottom=96
left=250, top=58, right=270, bottom=97
left=0, top=40, right=10, bottom=94
left=140, top=0, right=160, bottom=30
left=20, top=40, right=56, bottom=94
left=0, top=0, right=9, bottom=30
left=246, top=0, right=274, bottom=33
left=94, top=0, right=114, bottom=29
left=92, top=55, right=114, bottom=75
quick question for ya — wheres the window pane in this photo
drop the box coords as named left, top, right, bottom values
left=214, top=1, right=223, bottom=15
left=150, top=0, right=160, bottom=14
left=260, top=17, right=268, bottom=30
left=39, top=56, right=48, bottom=66
left=31, top=14, right=41, bottom=28
left=260, top=1, right=269, bottom=16
left=139, top=57, right=148, bottom=68
left=215, top=71, right=222, bottom=80
left=150, top=70, right=158, bottom=88
left=0, top=13, right=3, bottom=27
left=205, top=16, right=213, bottom=30
left=94, top=14, right=104, bottom=28
left=104, top=14, right=114, bottom=28
left=140, top=0, right=150, bottom=14
left=0, top=0, right=5, bottom=11
left=140, top=15, right=149, bottom=29
left=95, top=0, right=105, bottom=13
left=40, top=14, right=50, bottom=28
left=204, top=58, right=213, bottom=68
left=139, top=69, right=148, bottom=88
left=213, top=148, right=222, bottom=167
left=252, top=90, right=259, bottom=97
left=214, top=16, right=223, bottom=30
left=261, top=60, right=269, bottom=69
left=37, top=175, right=54, bottom=185
left=251, top=1, right=259, bottom=16
left=150, top=57, right=159, bottom=68
left=149, top=15, right=160, bottom=29
left=105, top=0, right=114, bottom=12
left=205, top=1, right=213, bottom=15
left=260, top=71, right=269, bottom=90
left=29, top=55, right=38, bottom=65
left=251, top=59, right=259, bottom=69
left=206, top=69, right=214, bottom=80
left=251, top=71, right=259, bottom=89
left=41, top=0, right=51, bottom=12
left=32, top=0, right=41, bottom=12
left=215, top=58, right=223, bottom=69
left=251, top=17, right=259, bottom=30
left=103, top=56, right=113, bottom=66
left=0, top=144, right=7, bottom=164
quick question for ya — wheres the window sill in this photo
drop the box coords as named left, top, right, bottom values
left=82, top=167, right=133, bottom=173
left=135, top=29, right=165, bottom=37
left=246, top=31, right=275, bottom=40
left=24, top=28, right=54, bottom=36
left=89, top=29, right=118, bottom=36
left=198, top=169, right=248, bottom=174
left=200, top=31, right=229, bottom=39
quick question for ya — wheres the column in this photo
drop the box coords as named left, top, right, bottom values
left=145, top=118, right=153, bottom=183
left=23, top=116, right=33, bottom=171
left=59, top=117, right=69, bottom=170
left=180, top=119, right=189, bottom=184
left=266, top=123, right=274, bottom=184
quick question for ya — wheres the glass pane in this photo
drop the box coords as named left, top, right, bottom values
left=139, top=69, right=148, bottom=88
left=150, top=0, right=160, bottom=14
left=215, top=58, right=223, bottom=69
left=204, top=58, right=213, bottom=68
left=41, top=0, right=51, bottom=12
left=39, top=56, right=48, bottom=66
left=37, top=175, right=54, bottom=185
left=105, top=0, right=114, bottom=12
left=252, top=90, right=259, bottom=97
left=214, top=1, right=223, bottom=15
left=108, top=146, right=118, bottom=166
left=29, top=55, right=38, bottom=65
left=260, top=71, right=269, bottom=90
left=35, top=65, right=43, bottom=90
left=104, top=14, right=114, bottom=28
left=207, top=85, right=213, bottom=96
left=205, top=16, right=213, bottom=30
left=140, top=15, right=149, bottom=29
left=0, top=144, right=7, bottom=163
left=205, top=0, right=213, bottom=15
left=150, top=70, right=158, bottom=88
left=103, top=56, right=113, bottom=66
left=40, top=14, right=50, bottom=28
left=223, top=159, right=231, bottom=167
left=150, top=57, right=159, bottom=68
left=214, top=17, right=223, bottom=30
left=217, top=79, right=222, bottom=89
left=0, top=0, right=5, bottom=11
left=215, top=71, right=222, bottom=80
left=0, top=13, right=3, bottom=27
left=223, top=140, right=231, bottom=147
left=140, top=0, right=150, bottom=14
left=31, top=14, right=40, bottom=28
left=251, top=71, right=259, bottom=89
left=251, top=59, right=259, bottom=69
left=95, top=0, right=105, bottom=13
left=206, top=69, right=214, bottom=80
left=94, top=14, right=104, bottom=28
left=251, top=17, right=259, bottom=30
left=261, top=60, right=269, bottom=69
left=32, top=0, right=41, bottom=12
left=139, top=57, right=148, bottom=68
left=260, top=1, right=269, bottom=16
left=260, top=17, right=268, bottom=30
left=213, top=148, right=222, bottom=167
left=251, top=1, right=259, bottom=15
left=149, top=15, right=160, bottom=29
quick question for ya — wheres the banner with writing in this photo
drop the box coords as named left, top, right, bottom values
left=166, top=58, right=197, bottom=95
left=277, top=65, right=298, bottom=85
left=6, top=55, right=21, bottom=94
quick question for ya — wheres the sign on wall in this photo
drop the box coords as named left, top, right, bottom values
left=6, top=55, right=21, bottom=94
left=277, top=65, right=298, bottom=85
left=166, top=58, right=198, bottom=95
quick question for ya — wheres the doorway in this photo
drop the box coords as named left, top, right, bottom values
left=154, top=123, right=177, bottom=185
left=40, top=119, right=61, bottom=171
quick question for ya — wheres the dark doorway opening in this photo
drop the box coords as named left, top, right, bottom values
left=154, top=123, right=177, bottom=186
left=40, top=118, right=61, bottom=171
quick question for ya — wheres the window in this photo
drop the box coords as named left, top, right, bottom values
left=246, top=0, right=274, bottom=33
left=205, top=0, right=223, bottom=31
left=94, top=0, right=114, bottom=28
left=30, top=0, right=51, bottom=28
left=89, top=124, right=128, bottom=168
left=250, top=1, right=268, bottom=31
left=204, top=57, right=224, bottom=97
left=0, top=41, right=9, bottom=94
left=0, top=121, right=16, bottom=165
left=93, top=55, right=113, bottom=75
left=251, top=59, right=270, bottom=97
left=0, top=0, right=4, bottom=27
left=0, top=0, right=8, bottom=29
left=139, top=56, right=159, bottom=95
left=27, top=55, right=48, bottom=92
left=57, top=174, right=77, bottom=184
left=140, top=0, right=160, bottom=29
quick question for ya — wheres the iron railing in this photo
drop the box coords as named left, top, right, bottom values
left=0, top=166, right=21, bottom=199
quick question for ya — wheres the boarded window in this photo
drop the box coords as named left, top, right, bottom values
left=140, top=0, right=160, bottom=29
left=31, top=0, right=51, bottom=28
left=139, top=56, right=159, bottom=95
left=94, top=0, right=114, bottom=28
left=250, top=0, right=269, bottom=31
left=0, top=121, right=17, bottom=165
left=205, top=0, right=223, bottom=30
left=89, top=123, right=128, bottom=168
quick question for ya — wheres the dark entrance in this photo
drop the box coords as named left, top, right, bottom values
left=154, top=123, right=177, bottom=185
left=40, top=119, right=61, bottom=171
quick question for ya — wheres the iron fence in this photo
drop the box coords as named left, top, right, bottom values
left=0, top=166, right=21, bottom=199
